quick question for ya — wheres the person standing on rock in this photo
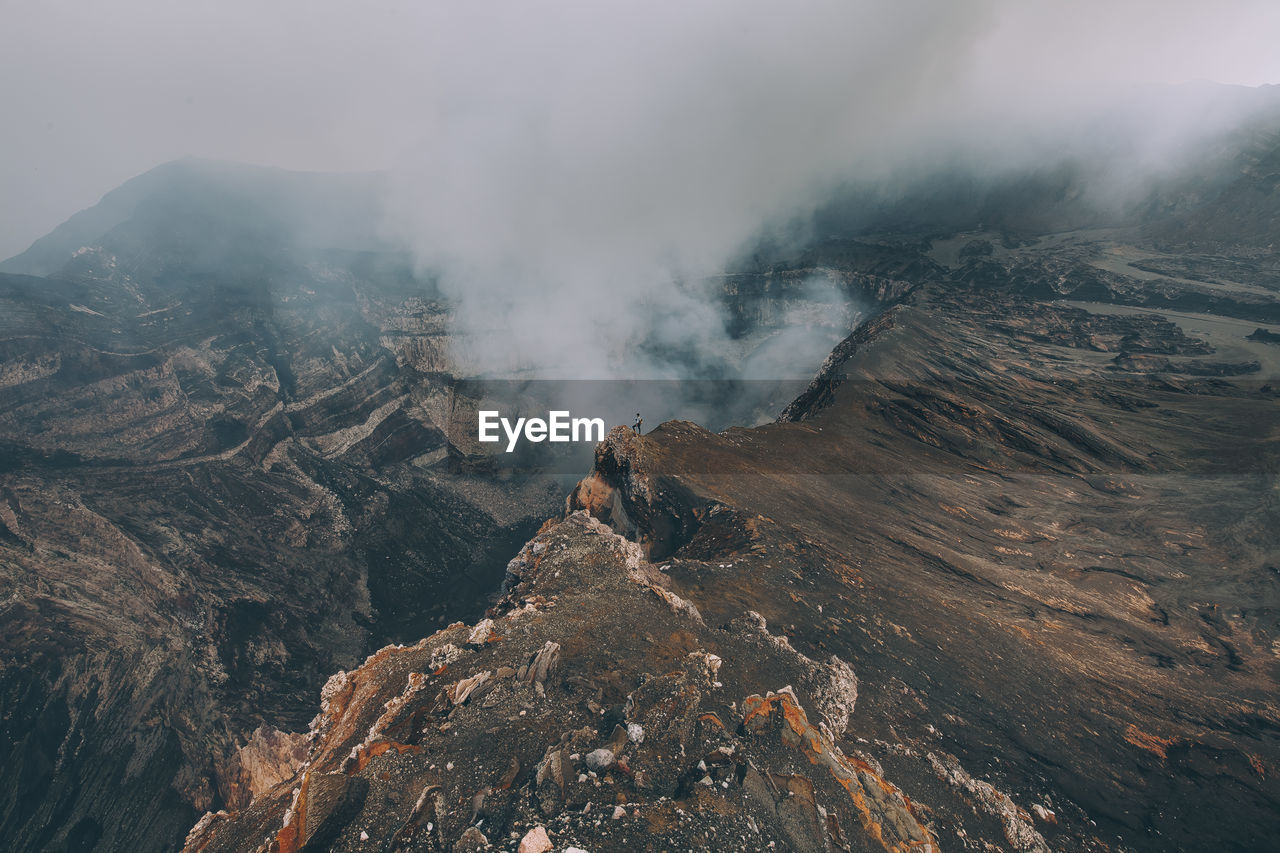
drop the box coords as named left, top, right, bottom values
left=632, top=413, right=643, bottom=434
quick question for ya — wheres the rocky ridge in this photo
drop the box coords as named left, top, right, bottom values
left=182, top=510, right=942, bottom=853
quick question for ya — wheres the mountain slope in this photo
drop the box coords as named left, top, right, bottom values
left=0, top=166, right=558, bottom=852
left=0, top=159, right=389, bottom=279
left=187, top=247, right=1280, bottom=851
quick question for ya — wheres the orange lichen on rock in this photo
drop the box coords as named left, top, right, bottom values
left=742, top=690, right=937, bottom=853
left=939, top=503, right=975, bottom=519
left=273, top=770, right=312, bottom=853
left=1125, top=723, right=1178, bottom=759
left=307, top=641, right=434, bottom=767
left=698, top=712, right=726, bottom=730
left=350, top=740, right=422, bottom=774
left=567, top=471, right=616, bottom=518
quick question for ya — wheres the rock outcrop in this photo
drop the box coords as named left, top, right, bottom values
left=183, top=511, right=931, bottom=853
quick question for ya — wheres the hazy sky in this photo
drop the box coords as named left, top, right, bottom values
left=2, top=0, right=1279, bottom=262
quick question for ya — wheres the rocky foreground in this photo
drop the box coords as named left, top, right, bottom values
left=185, top=509, right=892, bottom=853
left=185, top=270, right=1280, bottom=852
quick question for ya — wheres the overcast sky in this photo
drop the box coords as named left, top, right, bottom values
left=2, top=0, right=1279, bottom=262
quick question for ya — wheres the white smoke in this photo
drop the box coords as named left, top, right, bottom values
left=376, top=1, right=1279, bottom=380
left=378, top=1, right=987, bottom=379
left=6, top=1, right=1277, bottom=380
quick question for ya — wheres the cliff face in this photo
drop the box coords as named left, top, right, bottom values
left=189, top=233, right=1280, bottom=851
left=0, top=166, right=563, bottom=852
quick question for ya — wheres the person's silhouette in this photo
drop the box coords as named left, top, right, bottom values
left=632, top=413, right=643, bottom=434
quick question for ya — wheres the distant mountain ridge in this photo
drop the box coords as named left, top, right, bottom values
left=1, top=158, right=391, bottom=279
